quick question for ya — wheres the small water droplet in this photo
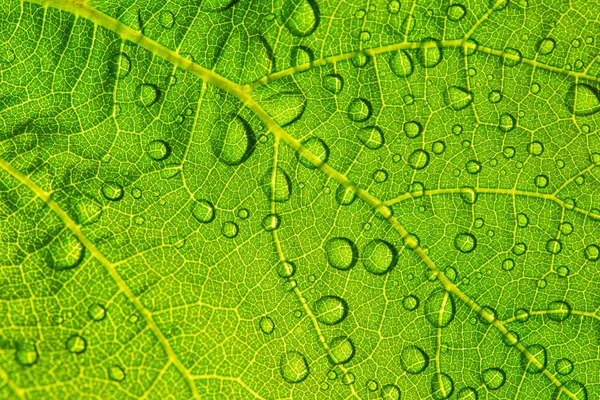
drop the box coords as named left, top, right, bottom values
left=261, top=213, right=281, bottom=231
left=362, top=239, right=398, bottom=275
left=446, top=86, right=474, bottom=111
left=482, top=367, right=506, bottom=390
left=404, top=120, right=423, bottom=139
left=284, top=0, right=320, bottom=37
left=298, top=137, right=329, bottom=169
left=556, top=265, right=570, bottom=277
left=584, top=244, right=600, bottom=261
left=446, top=4, right=466, bottom=21
left=335, top=184, right=357, bottom=206
left=528, top=141, right=544, bottom=156
left=545, top=239, right=562, bottom=254
left=15, top=340, right=39, bottom=366
left=534, top=174, right=549, bottom=188
left=432, top=140, right=446, bottom=155
left=521, top=344, right=547, bottom=374
left=502, top=258, right=515, bottom=271
left=402, top=294, right=419, bottom=311
left=322, top=74, right=344, bottom=94
left=325, top=237, right=358, bottom=271
left=88, top=304, right=106, bottom=321
left=236, top=208, right=250, bottom=220
left=431, top=372, right=454, bottom=399
left=408, top=149, right=430, bottom=170
left=136, top=83, right=161, bottom=107
left=454, top=232, right=477, bottom=253
left=389, top=50, right=414, bottom=78
left=424, top=289, right=456, bottom=328
left=373, top=169, right=388, bottom=183
left=457, top=387, right=478, bottom=399
left=555, top=358, right=574, bottom=375
left=314, top=295, right=348, bottom=325
left=158, top=10, right=175, bottom=29
left=212, top=115, right=256, bottom=166
left=547, top=300, right=571, bottom=322
left=191, top=199, right=216, bottom=223
left=259, top=316, right=275, bottom=334
left=65, top=335, right=86, bottom=354
left=328, top=336, right=355, bottom=364
left=101, top=182, right=124, bottom=201
left=109, top=365, right=126, bottom=382
left=221, top=221, right=239, bottom=238
left=276, top=261, right=296, bottom=278
left=498, top=113, right=516, bottom=132
left=460, top=188, right=477, bottom=204
left=347, top=98, right=373, bottom=122
left=381, top=384, right=401, bottom=400
left=366, top=379, right=378, bottom=391
left=501, top=47, right=522, bottom=67
left=465, top=160, right=482, bottom=174
left=290, top=45, right=314, bottom=67
left=342, top=371, right=355, bottom=385
left=417, top=39, right=443, bottom=68
left=261, top=167, right=292, bottom=202
left=537, top=38, right=556, bottom=55
left=280, top=351, right=310, bottom=383
left=401, top=345, right=429, bottom=374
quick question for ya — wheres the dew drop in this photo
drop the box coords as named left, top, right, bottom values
left=400, top=345, right=429, bottom=374
left=284, top=0, right=320, bottom=37
left=298, top=137, right=329, bottom=168
left=236, top=208, right=249, bottom=220
left=402, top=294, right=420, bottom=311
left=555, top=358, right=574, bottom=375
left=584, top=244, right=600, bottom=261
left=290, top=45, right=314, bottom=67
left=342, top=371, right=355, bottom=385
left=528, top=141, right=544, bottom=156
left=465, top=160, right=482, bottom=174
left=534, top=174, right=549, bottom=188
left=446, top=86, right=474, bottom=111
left=259, top=316, right=275, bottom=334
left=432, top=140, right=446, bottom=155
left=276, top=261, right=296, bottom=279
left=537, top=38, right=556, bottom=55
left=109, top=365, right=126, bottom=382
left=482, top=367, right=506, bottom=390
left=389, top=50, right=414, bottom=78
left=351, top=52, right=371, bottom=68
left=547, top=300, right=571, bottom=322
left=366, top=379, right=378, bottom=391
left=516, top=213, right=529, bottom=227
left=498, top=113, right=516, bottom=132
left=261, top=213, right=281, bottom=231
left=545, top=239, right=562, bottom=254
left=408, top=149, right=430, bottom=170
left=48, top=231, right=86, bottom=271
left=136, top=83, right=161, bottom=107
left=191, top=199, right=215, bottom=223
left=280, top=351, right=310, bottom=383
left=158, top=10, right=175, bottom=29
left=566, top=84, right=600, bottom=116
left=15, top=340, right=39, bottom=366
left=66, top=334, right=86, bottom=354
left=101, top=182, right=124, bottom=201
left=554, top=381, right=588, bottom=400
left=501, top=47, right=522, bottom=66
left=347, top=98, right=373, bottom=122
left=357, top=125, right=385, bottom=150
left=417, top=39, right=443, bottom=68
left=431, top=373, right=454, bottom=400
left=328, top=336, right=355, bottom=364
left=325, top=237, right=358, bottom=271
left=556, top=265, right=570, bottom=277
left=512, top=242, right=527, bottom=256
left=381, top=384, right=401, bottom=400
left=111, top=52, right=131, bottom=79
left=88, top=304, right=106, bottom=321
left=454, top=232, right=477, bottom=253
left=404, top=120, right=423, bottom=139
left=460, top=188, right=477, bottom=204
left=221, top=221, right=239, bottom=238
left=502, top=258, right=515, bottom=271
left=322, top=74, right=344, bottom=94
left=446, top=4, right=466, bottom=21
left=424, top=289, right=456, bottom=328
left=410, top=182, right=425, bottom=197
left=145, top=139, right=172, bottom=161
left=212, top=115, right=256, bottom=166
left=515, top=308, right=530, bottom=322
left=521, top=343, right=547, bottom=374
left=362, top=239, right=398, bottom=275
left=457, top=387, right=478, bottom=399
left=261, top=167, right=292, bottom=202
left=314, top=295, right=349, bottom=325
left=335, top=184, right=357, bottom=206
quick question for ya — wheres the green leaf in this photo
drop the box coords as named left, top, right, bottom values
left=1, top=0, right=599, bottom=399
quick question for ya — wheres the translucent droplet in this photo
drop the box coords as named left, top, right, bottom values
left=432, top=140, right=446, bottom=155
left=501, top=47, right=522, bottom=67
left=537, top=38, right=556, bottom=55
left=516, top=213, right=529, bottom=227
left=424, top=289, right=456, bottom=328
left=347, top=98, right=373, bottom=122
left=417, top=39, right=443, bottom=68
left=264, top=91, right=307, bottom=127
left=528, top=141, right=544, bottom=156
left=212, top=115, right=256, bottom=166
left=554, top=381, right=588, bottom=400
left=373, top=169, right=388, bottom=183
left=402, top=294, right=419, bottom=311
left=136, top=83, right=161, bottom=107
left=534, top=174, right=549, bottom=188
left=465, top=160, right=482, bottom=174
left=279, top=351, right=310, bottom=383
left=261, top=167, right=292, bottom=202
left=454, top=232, right=477, bottom=253
left=431, top=372, right=454, bottom=400
left=446, top=4, right=466, bottom=21
left=502, top=258, right=515, bottom=271
left=314, top=295, right=348, bottom=325
left=111, top=52, right=131, bottom=79
left=259, top=316, right=275, bottom=334
left=408, top=149, right=430, bottom=170
left=276, top=261, right=296, bottom=278
left=512, top=242, right=527, bottom=256
left=482, top=367, right=506, bottom=390
left=545, top=239, right=562, bottom=254
left=357, top=125, right=385, bottom=149
left=48, top=231, right=85, bottom=271
left=555, top=358, right=574, bottom=375
left=145, top=139, right=172, bottom=161
left=335, top=184, right=357, bottom=206
left=404, top=120, right=423, bottom=139
left=101, top=182, right=124, bottom=201
left=221, top=221, right=239, bottom=238
left=15, top=340, right=39, bottom=366
left=325, top=237, right=358, bottom=271
left=342, top=371, right=355, bottom=385
left=351, top=52, right=371, bottom=68
left=498, top=113, right=516, bottom=132
left=556, top=265, right=570, bottom=277
left=366, top=379, right=378, bottom=391
left=108, top=365, right=126, bottom=382
left=381, top=384, right=401, bottom=400
left=457, top=387, right=478, bottom=399
left=66, top=335, right=87, bottom=354
left=88, top=304, right=106, bottom=321
left=584, top=244, right=600, bottom=261
left=284, top=0, right=320, bottom=37
left=261, top=213, right=281, bottom=231
left=328, top=336, right=355, bottom=364
left=446, top=86, right=474, bottom=111
left=389, top=50, right=414, bottom=78
left=460, top=188, right=477, bottom=204
left=547, top=300, right=571, bottom=322
left=158, top=10, right=175, bottom=29
left=236, top=208, right=249, bottom=220
left=191, top=199, right=215, bottom=223
left=362, top=239, right=398, bottom=275
left=400, top=345, right=429, bottom=374
left=566, top=84, right=600, bottom=116
left=298, top=137, right=329, bottom=169
left=521, top=344, right=547, bottom=374
left=290, top=45, right=314, bottom=67
left=322, top=74, right=344, bottom=94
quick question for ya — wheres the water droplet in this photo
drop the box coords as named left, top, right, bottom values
left=351, top=52, right=370, bottom=68
left=402, top=294, right=419, bottom=311
left=465, top=160, right=482, bottom=174
left=556, top=265, right=570, bottom=277
left=48, top=230, right=85, bottom=271
left=276, top=261, right=296, bottom=279
left=111, top=52, right=131, bottom=79
left=109, top=365, right=126, bottom=382
left=446, top=4, right=466, bottom=21
left=446, top=86, right=474, bottom=111
left=101, top=182, right=124, bottom=201
left=528, top=141, right=544, bottom=156
left=502, top=258, right=515, bottom=271
left=431, top=373, right=454, bottom=400
left=359, top=30, right=371, bottom=42
left=566, top=84, right=600, bottom=116
left=322, top=74, right=344, bottom=94
left=314, top=295, right=348, bottom=325
left=342, top=371, right=355, bottom=385
left=136, top=83, right=161, bottom=107
left=546, top=239, right=562, bottom=254
left=501, top=47, right=522, bottom=67
left=537, top=38, right=556, bottom=55
left=498, top=113, right=516, bottom=132
left=221, top=221, right=239, bottom=238
left=191, top=199, right=216, bottom=223
left=327, top=370, right=337, bottom=380
left=521, top=344, right=547, bottom=374
left=460, top=188, right=478, bottom=204
left=290, top=45, right=314, bottom=67
left=503, top=330, right=520, bottom=347
left=424, top=289, right=456, bottom=328
left=264, top=91, right=307, bottom=127
left=328, top=336, right=355, bottom=364
left=284, top=0, right=320, bottom=37
left=280, top=351, right=310, bottom=383
left=145, top=139, right=172, bottom=161
left=444, top=266, right=458, bottom=282
left=512, top=242, right=527, bottom=256
left=366, top=379, right=378, bottom=391
left=432, top=140, right=446, bottom=155
left=158, top=10, right=175, bottom=29
left=236, top=208, right=249, bottom=220
left=457, top=387, right=478, bottom=399
left=555, top=358, right=574, bottom=375
left=531, top=82, right=541, bottom=93
left=454, top=232, right=477, bottom=253
left=373, top=169, right=388, bottom=183
left=261, top=213, right=281, bottom=231
left=404, top=120, right=423, bottom=139
left=88, top=304, right=106, bottom=321
left=212, top=115, right=256, bottom=166
left=335, top=184, right=357, bottom=206
left=534, top=174, right=549, bottom=188
left=584, top=244, right=600, bottom=261
left=347, top=98, right=373, bottom=122
left=591, top=153, right=600, bottom=166
left=417, top=39, right=443, bottom=68
left=400, top=345, right=429, bottom=374
left=357, top=125, right=385, bottom=150
left=516, top=213, right=529, bottom=227
left=554, top=381, right=588, bottom=400
left=408, top=149, right=430, bottom=170
left=261, top=167, right=292, bottom=202
left=547, top=300, right=572, bottom=322
left=298, top=137, right=329, bottom=169
left=362, top=239, right=398, bottom=275
left=15, top=340, right=39, bottom=366
left=381, top=384, right=401, bottom=399
left=325, top=237, right=358, bottom=271
left=482, top=367, right=506, bottom=390
left=389, top=50, right=414, bottom=78
left=259, top=316, right=275, bottom=334
left=65, top=335, right=86, bottom=354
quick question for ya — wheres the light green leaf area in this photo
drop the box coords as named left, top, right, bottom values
left=1, top=0, right=600, bottom=398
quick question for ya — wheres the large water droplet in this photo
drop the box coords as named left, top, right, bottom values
left=400, top=345, right=429, bottom=374
left=431, top=373, right=454, bottom=400
left=335, top=184, right=357, bottom=206
left=111, top=52, right=131, bottom=79
left=381, top=384, right=401, bottom=400
left=15, top=340, right=39, bottom=366
left=48, top=231, right=85, bottom=271
left=389, top=50, right=414, bottom=78
left=362, top=239, right=398, bottom=275
left=498, top=113, right=516, bottom=132
left=357, top=126, right=385, bottom=149
left=259, top=316, right=275, bottom=334
left=145, top=139, right=172, bottom=161
left=136, top=83, right=161, bottom=107
left=457, top=387, right=478, bottom=399
left=276, top=261, right=296, bottom=278
left=284, top=0, right=320, bottom=37
left=280, top=351, right=310, bottom=383
left=555, top=358, right=574, bottom=375
left=325, top=237, right=358, bottom=271
left=264, top=91, right=307, bottom=127
left=298, top=137, right=329, bottom=168
left=584, top=244, right=600, bottom=261
left=554, top=381, right=588, bottom=400
left=547, top=300, right=571, bottom=322
left=404, top=120, right=423, bottom=138
left=109, top=365, right=126, bottom=382
left=424, top=289, right=456, bottom=328
left=212, top=115, right=256, bottom=166
left=566, top=84, right=600, bottom=116
left=446, top=4, right=467, bottom=21
left=347, top=98, right=373, bottom=122
left=322, top=74, right=344, bottom=94
left=482, top=367, right=506, bottom=390
left=66, top=334, right=87, bottom=354
left=408, top=149, right=430, bottom=170
left=261, top=167, right=292, bottom=202
left=417, top=39, right=443, bottom=68
left=460, top=187, right=478, bottom=204
left=88, top=304, right=106, bottom=321
left=537, top=38, right=556, bottom=55
left=521, top=344, right=547, bottom=374
left=446, top=86, right=474, bottom=111
left=261, top=213, right=281, bottom=231
left=454, top=232, right=477, bottom=253
left=545, top=239, right=562, bottom=254
left=101, top=182, right=124, bottom=201
left=191, top=199, right=216, bottom=223
left=314, top=295, right=348, bottom=325
left=328, top=336, right=355, bottom=364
